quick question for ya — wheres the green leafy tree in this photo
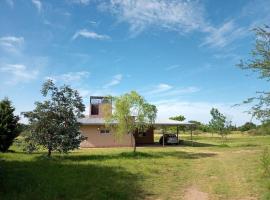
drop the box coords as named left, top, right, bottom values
left=170, top=115, right=185, bottom=122
left=209, top=108, right=227, bottom=139
left=239, top=122, right=257, bottom=131
left=23, top=80, right=86, bottom=157
left=106, top=91, right=157, bottom=152
left=238, top=25, right=270, bottom=122
left=0, top=98, right=20, bottom=152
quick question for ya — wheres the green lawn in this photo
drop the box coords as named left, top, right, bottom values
left=1, top=133, right=270, bottom=200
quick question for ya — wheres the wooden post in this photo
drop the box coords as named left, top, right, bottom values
left=162, top=128, right=165, bottom=147
left=190, top=126, right=193, bottom=147
left=176, top=126, right=179, bottom=144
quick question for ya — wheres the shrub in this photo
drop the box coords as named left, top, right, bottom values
left=261, top=147, right=270, bottom=177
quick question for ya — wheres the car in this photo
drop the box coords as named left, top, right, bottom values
left=159, top=133, right=179, bottom=145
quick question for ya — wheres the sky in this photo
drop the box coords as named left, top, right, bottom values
left=0, top=0, right=269, bottom=125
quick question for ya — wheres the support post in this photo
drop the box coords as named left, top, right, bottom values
left=190, top=126, right=193, bottom=147
left=176, top=126, right=179, bottom=144
left=162, top=128, right=165, bottom=147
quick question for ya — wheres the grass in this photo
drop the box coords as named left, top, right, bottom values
left=1, top=133, right=270, bottom=200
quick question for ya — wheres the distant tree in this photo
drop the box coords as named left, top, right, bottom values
left=0, top=98, right=20, bottom=152
left=106, top=91, right=157, bottom=152
left=240, top=122, right=257, bottom=132
left=23, top=80, right=86, bottom=157
left=209, top=108, right=228, bottom=139
left=238, top=25, right=270, bottom=122
left=189, top=120, right=211, bottom=132
left=170, top=115, right=185, bottom=122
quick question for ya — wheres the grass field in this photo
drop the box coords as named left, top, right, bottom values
left=1, top=133, right=270, bottom=200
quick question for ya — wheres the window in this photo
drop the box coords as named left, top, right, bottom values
left=91, top=104, right=99, bottom=115
left=99, top=129, right=110, bottom=134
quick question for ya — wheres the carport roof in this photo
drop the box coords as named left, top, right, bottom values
left=78, top=117, right=193, bottom=126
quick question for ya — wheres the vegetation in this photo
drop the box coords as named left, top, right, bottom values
left=106, top=91, right=157, bottom=152
left=238, top=25, right=270, bottom=122
left=209, top=108, right=229, bottom=139
left=1, top=133, right=270, bottom=200
left=0, top=98, right=20, bottom=152
left=22, top=80, right=86, bottom=157
left=169, top=115, right=185, bottom=122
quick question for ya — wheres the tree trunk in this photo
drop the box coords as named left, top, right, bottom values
left=48, top=147, right=52, bottom=157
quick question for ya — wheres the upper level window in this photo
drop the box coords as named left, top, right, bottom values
left=91, top=104, right=99, bottom=115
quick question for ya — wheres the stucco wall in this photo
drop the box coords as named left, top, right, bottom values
left=80, top=125, right=134, bottom=148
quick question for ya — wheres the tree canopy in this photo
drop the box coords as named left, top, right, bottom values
left=106, top=91, right=157, bottom=152
left=23, top=80, right=86, bottom=156
left=209, top=108, right=227, bottom=138
left=0, top=98, right=20, bottom=152
left=238, top=25, right=270, bottom=122
left=170, top=115, right=185, bottom=122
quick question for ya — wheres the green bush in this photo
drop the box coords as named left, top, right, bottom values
left=261, top=147, right=270, bottom=177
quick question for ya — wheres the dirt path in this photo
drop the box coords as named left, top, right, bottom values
left=184, top=186, right=209, bottom=200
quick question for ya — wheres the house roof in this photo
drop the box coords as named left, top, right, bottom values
left=78, top=117, right=193, bottom=126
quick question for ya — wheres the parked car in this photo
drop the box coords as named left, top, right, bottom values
left=159, top=134, right=178, bottom=145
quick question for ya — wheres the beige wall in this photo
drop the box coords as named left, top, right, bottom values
left=80, top=125, right=134, bottom=148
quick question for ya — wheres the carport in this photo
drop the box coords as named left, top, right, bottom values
left=154, top=119, right=195, bottom=146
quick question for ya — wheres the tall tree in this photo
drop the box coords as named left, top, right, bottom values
left=23, top=80, right=86, bottom=157
left=0, top=98, right=20, bottom=152
left=170, top=115, right=185, bottom=122
left=209, top=108, right=227, bottom=139
left=238, top=25, right=270, bottom=121
left=106, top=91, right=157, bottom=152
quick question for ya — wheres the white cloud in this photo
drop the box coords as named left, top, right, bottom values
left=0, top=36, right=24, bottom=53
left=71, top=0, right=90, bottom=5
left=0, top=64, right=39, bottom=84
left=32, top=0, right=42, bottom=13
left=143, top=83, right=199, bottom=98
left=154, top=99, right=255, bottom=126
left=165, top=64, right=180, bottom=71
left=45, top=71, right=90, bottom=83
left=72, top=29, right=110, bottom=40
left=103, top=74, right=123, bottom=88
left=201, top=20, right=247, bottom=48
left=147, top=83, right=172, bottom=95
left=101, top=0, right=207, bottom=36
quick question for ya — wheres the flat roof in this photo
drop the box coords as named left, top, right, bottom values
left=78, top=117, right=193, bottom=126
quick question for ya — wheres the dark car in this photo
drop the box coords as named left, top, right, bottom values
left=159, top=134, right=178, bottom=145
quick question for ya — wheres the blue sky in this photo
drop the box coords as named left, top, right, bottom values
left=0, top=0, right=269, bottom=125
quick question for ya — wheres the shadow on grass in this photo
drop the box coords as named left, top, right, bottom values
left=179, top=140, right=218, bottom=147
left=49, top=150, right=217, bottom=162
left=0, top=159, right=144, bottom=200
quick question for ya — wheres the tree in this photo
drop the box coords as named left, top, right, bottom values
left=239, top=122, right=257, bottom=132
left=170, top=115, right=185, bottom=122
left=209, top=108, right=227, bottom=139
left=106, top=91, right=157, bottom=152
left=23, top=80, right=86, bottom=157
left=0, top=98, right=20, bottom=152
left=238, top=25, right=270, bottom=122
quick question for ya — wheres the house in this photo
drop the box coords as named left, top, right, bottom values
left=78, top=96, right=193, bottom=148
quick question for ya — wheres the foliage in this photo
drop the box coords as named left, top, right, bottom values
left=209, top=108, right=229, bottom=138
left=106, top=91, right=157, bottom=152
left=261, top=147, right=270, bottom=177
left=23, top=80, right=86, bottom=156
left=239, top=122, right=257, bottom=132
left=188, top=120, right=211, bottom=132
left=169, top=115, right=185, bottom=122
left=238, top=25, right=270, bottom=121
left=0, top=98, right=20, bottom=152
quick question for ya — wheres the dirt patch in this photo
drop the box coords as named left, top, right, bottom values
left=184, top=186, right=208, bottom=200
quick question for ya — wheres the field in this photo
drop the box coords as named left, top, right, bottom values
left=1, top=133, right=270, bottom=200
